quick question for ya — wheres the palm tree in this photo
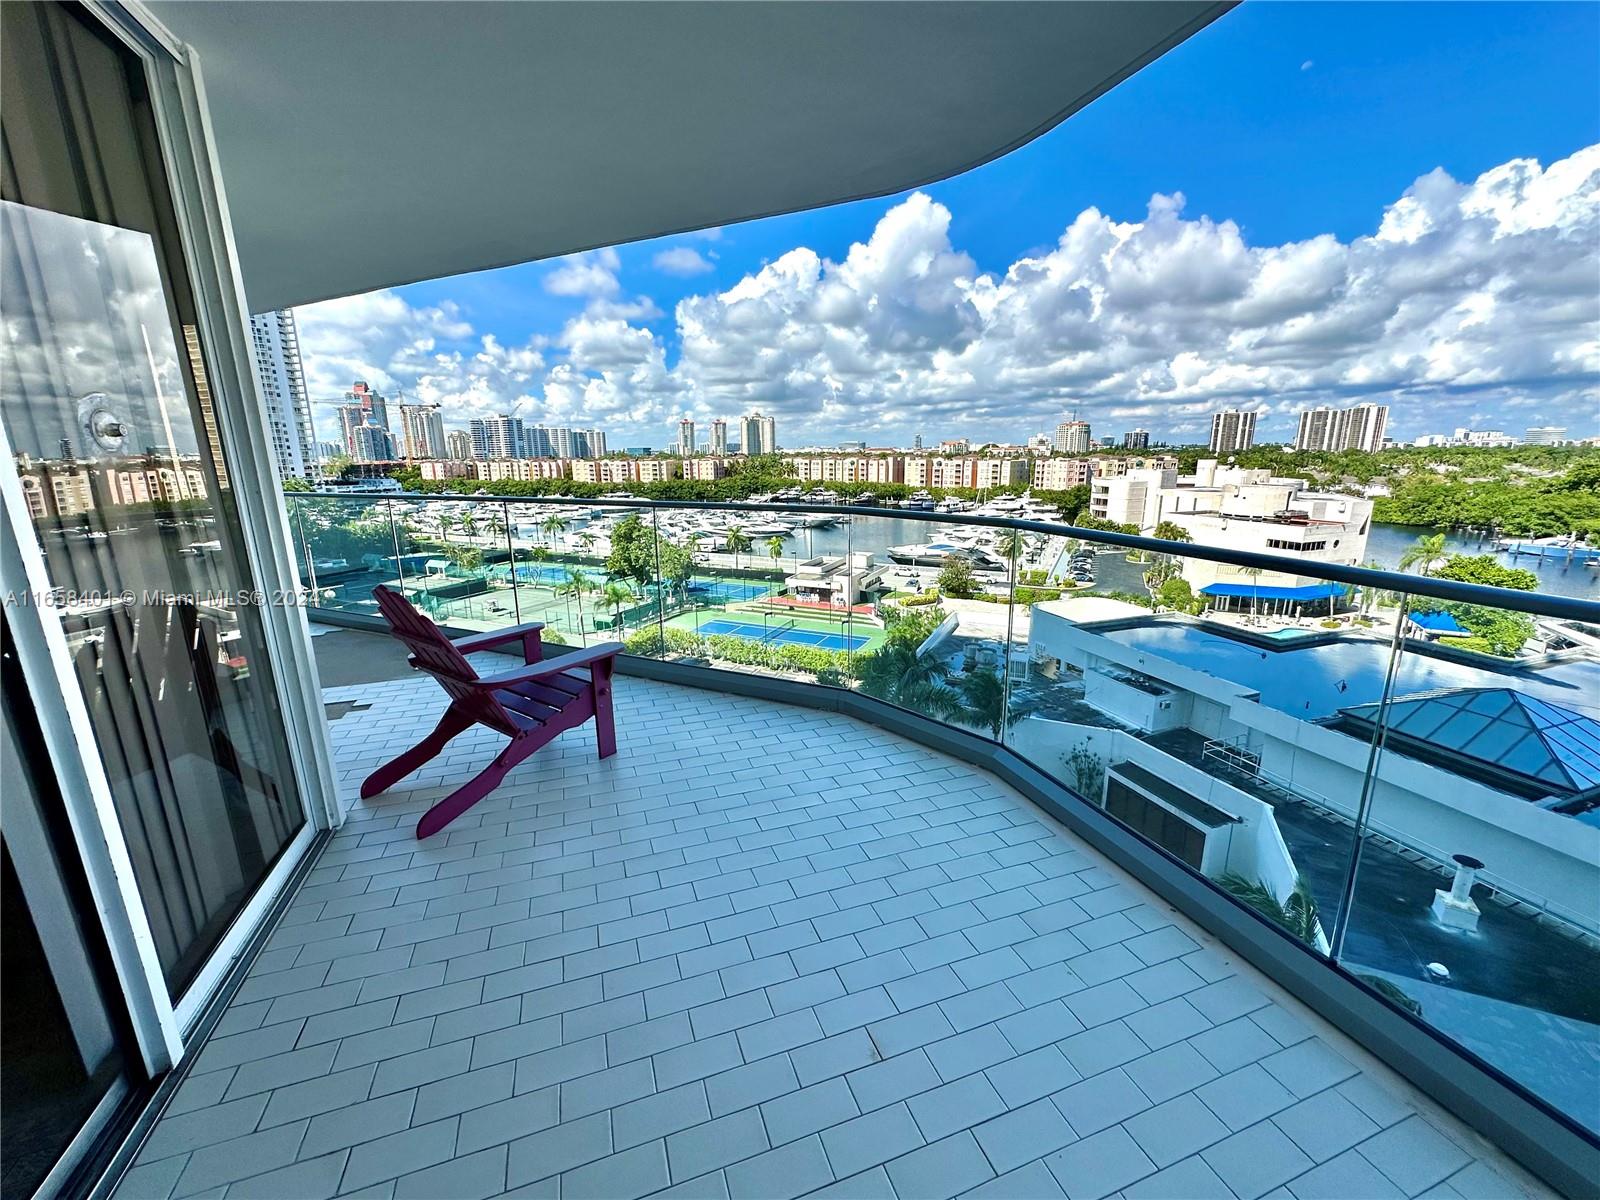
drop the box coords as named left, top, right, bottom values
left=1240, top=566, right=1263, bottom=623
left=601, top=581, right=635, bottom=631
left=958, top=668, right=1008, bottom=738
left=1219, top=874, right=1321, bottom=947
left=437, top=512, right=456, bottom=545
left=541, top=513, right=569, bottom=551
left=555, top=566, right=595, bottom=642
left=1398, top=532, right=1447, bottom=577
left=767, top=535, right=785, bottom=572
left=725, top=526, right=753, bottom=570
left=997, top=529, right=1027, bottom=569
left=485, top=512, right=505, bottom=543
left=576, top=532, right=597, bottom=560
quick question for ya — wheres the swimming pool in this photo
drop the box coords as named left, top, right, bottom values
left=1098, top=622, right=1600, bottom=719
left=698, top=618, right=867, bottom=652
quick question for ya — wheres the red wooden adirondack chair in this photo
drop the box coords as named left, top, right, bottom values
left=362, top=585, right=622, bottom=838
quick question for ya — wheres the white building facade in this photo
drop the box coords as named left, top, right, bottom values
left=248, top=309, right=320, bottom=480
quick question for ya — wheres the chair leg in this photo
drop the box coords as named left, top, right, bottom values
left=416, top=734, right=538, bottom=839
left=593, top=660, right=617, bottom=759
left=361, top=705, right=474, bottom=800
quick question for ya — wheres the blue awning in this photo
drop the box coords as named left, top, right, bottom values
left=1200, top=582, right=1345, bottom=602
left=1407, top=610, right=1469, bottom=634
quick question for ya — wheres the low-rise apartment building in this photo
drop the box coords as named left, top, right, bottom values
left=573, top=457, right=683, bottom=484
left=974, top=458, right=1030, bottom=489
left=1032, top=457, right=1092, bottom=489
left=417, top=460, right=477, bottom=482
left=476, top=458, right=571, bottom=482
left=685, top=457, right=732, bottom=480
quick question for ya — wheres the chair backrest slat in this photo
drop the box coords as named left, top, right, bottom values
left=371, top=586, right=513, bottom=732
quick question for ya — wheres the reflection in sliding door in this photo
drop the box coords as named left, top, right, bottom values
left=1, top=3, right=307, bottom=998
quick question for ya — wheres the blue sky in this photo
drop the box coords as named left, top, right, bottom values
left=299, top=2, right=1600, bottom=447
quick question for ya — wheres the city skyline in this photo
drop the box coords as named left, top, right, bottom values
left=287, top=4, right=1598, bottom=451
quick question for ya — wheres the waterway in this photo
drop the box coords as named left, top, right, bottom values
left=777, top=516, right=1598, bottom=601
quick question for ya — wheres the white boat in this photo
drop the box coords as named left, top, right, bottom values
left=887, top=541, right=1005, bottom=569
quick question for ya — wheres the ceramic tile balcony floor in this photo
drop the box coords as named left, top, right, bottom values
left=118, top=670, right=1551, bottom=1200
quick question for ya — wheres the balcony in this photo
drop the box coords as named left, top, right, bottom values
left=118, top=631, right=1547, bottom=1199
left=8, top=5, right=1594, bottom=1196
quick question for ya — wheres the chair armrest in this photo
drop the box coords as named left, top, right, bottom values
left=475, top=642, right=622, bottom=688
left=453, top=622, right=547, bottom=662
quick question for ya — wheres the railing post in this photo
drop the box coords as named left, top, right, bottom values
left=651, top=506, right=666, bottom=655
left=845, top=516, right=855, bottom=675
left=1000, top=538, right=1018, bottom=746
left=386, top=498, right=407, bottom=599
left=504, top=500, right=521, bottom=625
left=1328, top=590, right=1412, bottom=961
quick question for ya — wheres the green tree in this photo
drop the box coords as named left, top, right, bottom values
left=555, top=566, right=595, bottom=640
left=1152, top=520, right=1192, bottom=545
left=541, top=513, right=569, bottom=549
left=767, top=535, right=785, bottom=570
left=725, top=526, right=753, bottom=570
left=658, top=539, right=695, bottom=598
left=1439, top=604, right=1536, bottom=656
left=438, top=512, right=456, bottom=544
left=459, top=512, right=478, bottom=542
left=855, top=607, right=959, bottom=717
left=444, top=544, right=483, bottom=572
left=1239, top=566, right=1264, bottom=621
left=1433, top=554, right=1538, bottom=591
left=605, top=514, right=658, bottom=589
left=938, top=557, right=979, bottom=598
left=576, top=531, right=597, bottom=558
left=1398, top=533, right=1448, bottom=577
left=1220, top=874, right=1321, bottom=947
left=601, top=581, right=636, bottom=630
left=958, top=668, right=1007, bottom=738
left=1155, top=576, right=1202, bottom=616
left=996, top=529, right=1027, bottom=568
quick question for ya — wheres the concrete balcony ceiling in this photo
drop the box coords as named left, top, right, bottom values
left=147, top=1, right=1230, bottom=311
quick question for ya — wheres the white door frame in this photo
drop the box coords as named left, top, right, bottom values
left=0, top=0, right=342, bottom=1081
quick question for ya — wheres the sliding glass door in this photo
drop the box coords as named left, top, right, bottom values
left=1, top=629, right=141, bottom=1198
left=1, top=2, right=310, bottom=1004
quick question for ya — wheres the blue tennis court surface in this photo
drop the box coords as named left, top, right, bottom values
left=689, top=579, right=774, bottom=602
left=699, top=617, right=867, bottom=652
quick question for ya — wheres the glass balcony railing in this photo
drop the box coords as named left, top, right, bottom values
left=284, top=489, right=1600, bottom=1140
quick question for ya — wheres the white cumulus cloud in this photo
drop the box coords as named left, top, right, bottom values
left=653, top=246, right=716, bottom=276
left=543, top=248, right=622, bottom=297
left=295, top=145, right=1600, bottom=447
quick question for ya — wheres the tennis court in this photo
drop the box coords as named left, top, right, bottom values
left=689, top=578, right=775, bottom=602
left=698, top=617, right=868, bottom=652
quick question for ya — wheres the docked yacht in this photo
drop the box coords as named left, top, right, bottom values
left=904, top=490, right=937, bottom=510
left=886, top=540, right=1006, bottom=570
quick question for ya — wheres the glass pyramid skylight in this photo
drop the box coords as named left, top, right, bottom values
left=1340, top=687, right=1600, bottom=796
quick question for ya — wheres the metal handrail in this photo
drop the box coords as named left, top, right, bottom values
left=287, top=489, right=1600, bottom=623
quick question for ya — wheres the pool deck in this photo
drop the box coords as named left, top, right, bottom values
left=113, top=634, right=1549, bottom=1199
